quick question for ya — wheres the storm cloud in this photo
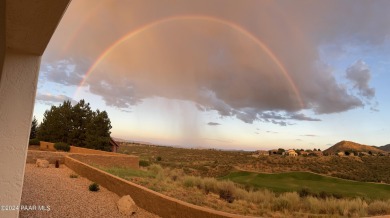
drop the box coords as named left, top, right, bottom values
left=346, top=60, right=375, bottom=99
left=41, top=0, right=386, bottom=125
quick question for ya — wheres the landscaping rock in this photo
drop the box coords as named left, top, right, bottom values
left=36, top=159, right=49, bottom=168
left=117, top=195, right=138, bottom=215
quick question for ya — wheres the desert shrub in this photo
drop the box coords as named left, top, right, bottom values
left=139, top=160, right=150, bottom=167
left=157, top=156, right=162, bottom=161
left=70, top=173, right=78, bottom=178
left=54, top=142, right=70, bottom=152
left=331, top=193, right=344, bottom=199
left=29, top=138, right=40, bottom=145
left=248, top=189, right=275, bottom=204
left=89, top=182, right=100, bottom=192
left=299, top=187, right=312, bottom=198
left=272, top=192, right=300, bottom=211
left=168, top=168, right=184, bottom=182
left=304, top=196, right=367, bottom=216
left=368, top=200, right=390, bottom=215
left=203, top=177, right=218, bottom=194
left=338, top=198, right=367, bottom=217
left=272, top=198, right=290, bottom=211
left=182, top=176, right=202, bottom=188
left=217, top=181, right=236, bottom=203
left=319, top=191, right=331, bottom=199
left=148, top=164, right=163, bottom=175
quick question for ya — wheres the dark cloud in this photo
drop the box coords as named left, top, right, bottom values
left=35, top=93, right=76, bottom=105
left=41, top=0, right=388, bottom=125
left=346, top=60, right=375, bottom=99
left=40, top=59, right=85, bottom=86
left=289, top=113, right=321, bottom=121
left=207, top=122, right=221, bottom=126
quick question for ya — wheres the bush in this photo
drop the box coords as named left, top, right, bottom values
left=29, top=138, right=40, bottom=145
left=54, top=142, right=70, bottom=152
left=218, top=181, right=236, bottom=203
left=148, top=164, right=163, bottom=175
left=368, top=200, right=390, bottom=215
left=157, top=156, right=162, bottom=161
left=299, top=188, right=312, bottom=198
left=89, top=182, right=100, bottom=192
left=139, top=160, right=150, bottom=167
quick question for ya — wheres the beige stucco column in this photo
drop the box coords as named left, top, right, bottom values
left=0, top=1, right=70, bottom=217
left=0, top=50, right=41, bottom=218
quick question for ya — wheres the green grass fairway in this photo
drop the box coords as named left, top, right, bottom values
left=221, top=171, right=390, bottom=200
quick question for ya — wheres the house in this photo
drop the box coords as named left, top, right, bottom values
left=299, top=151, right=309, bottom=156
left=337, top=151, right=345, bottom=156
left=312, top=151, right=323, bottom=156
left=110, top=138, right=120, bottom=153
left=258, top=150, right=270, bottom=156
left=286, top=149, right=298, bottom=157
left=359, top=152, right=370, bottom=156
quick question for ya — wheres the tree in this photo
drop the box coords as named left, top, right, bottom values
left=37, top=100, right=112, bottom=151
left=277, top=148, right=285, bottom=155
left=37, top=101, right=73, bottom=143
left=69, top=100, right=92, bottom=147
left=30, top=116, right=38, bottom=139
left=85, top=110, right=112, bottom=151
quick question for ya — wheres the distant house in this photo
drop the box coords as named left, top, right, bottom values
left=312, top=151, right=323, bottom=156
left=286, top=149, right=298, bottom=157
left=256, top=150, right=270, bottom=156
left=359, top=151, right=370, bottom=156
left=337, top=151, right=345, bottom=156
left=110, top=138, right=119, bottom=153
left=299, top=151, right=309, bottom=156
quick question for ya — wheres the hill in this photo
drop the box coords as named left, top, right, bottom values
left=378, top=144, right=390, bottom=152
left=324, top=140, right=385, bottom=154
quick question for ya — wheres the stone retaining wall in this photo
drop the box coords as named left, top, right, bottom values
left=69, top=153, right=139, bottom=169
left=65, top=156, right=251, bottom=218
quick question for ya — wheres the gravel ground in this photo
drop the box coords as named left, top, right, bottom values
left=20, top=164, right=159, bottom=218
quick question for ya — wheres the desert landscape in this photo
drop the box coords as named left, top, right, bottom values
left=3, top=1, right=390, bottom=218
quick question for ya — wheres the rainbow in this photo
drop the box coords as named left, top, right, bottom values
left=76, top=15, right=304, bottom=108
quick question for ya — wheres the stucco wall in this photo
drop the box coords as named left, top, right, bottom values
left=69, top=146, right=125, bottom=156
left=0, top=50, right=41, bottom=218
left=65, top=156, right=250, bottom=218
left=26, top=150, right=66, bottom=164
left=69, top=153, right=139, bottom=169
left=39, top=141, right=56, bottom=151
left=0, top=0, right=4, bottom=78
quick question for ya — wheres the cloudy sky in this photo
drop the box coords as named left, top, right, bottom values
left=34, top=0, right=390, bottom=150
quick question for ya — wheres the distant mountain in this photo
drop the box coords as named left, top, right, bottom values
left=324, top=140, right=386, bottom=154
left=378, top=144, right=390, bottom=152
left=111, top=137, right=151, bottom=145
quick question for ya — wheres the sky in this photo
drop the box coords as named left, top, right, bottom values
left=34, top=0, right=390, bottom=151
